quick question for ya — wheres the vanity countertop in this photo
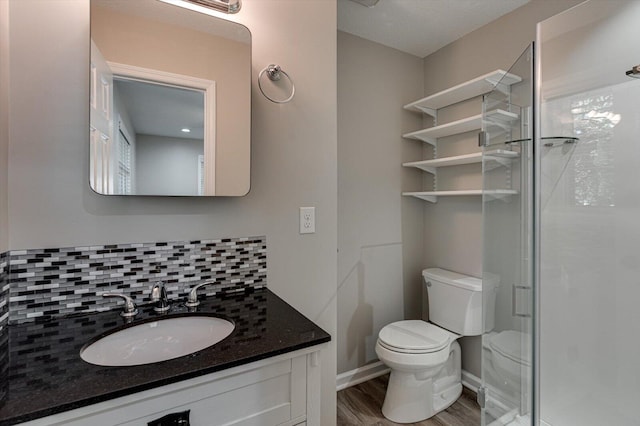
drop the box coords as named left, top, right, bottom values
left=0, top=288, right=330, bottom=426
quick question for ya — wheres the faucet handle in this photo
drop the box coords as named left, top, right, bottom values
left=151, top=281, right=166, bottom=301
left=185, top=281, right=216, bottom=307
left=151, top=281, right=170, bottom=313
left=102, top=293, right=138, bottom=318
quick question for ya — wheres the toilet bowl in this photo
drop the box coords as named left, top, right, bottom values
left=375, top=320, right=462, bottom=423
left=482, top=330, right=531, bottom=424
left=375, top=268, right=493, bottom=423
left=483, top=329, right=531, bottom=409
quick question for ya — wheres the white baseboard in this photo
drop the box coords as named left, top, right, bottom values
left=461, top=369, right=481, bottom=393
left=336, top=361, right=390, bottom=391
left=337, top=363, right=481, bottom=394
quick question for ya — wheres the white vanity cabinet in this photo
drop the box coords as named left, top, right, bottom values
left=19, top=346, right=324, bottom=426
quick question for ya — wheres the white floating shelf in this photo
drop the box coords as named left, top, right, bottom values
left=483, top=189, right=520, bottom=201
left=483, top=149, right=520, bottom=160
left=484, top=149, right=521, bottom=171
left=403, top=153, right=482, bottom=173
left=403, top=109, right=518, bottom=146
left=404, top=70, right=522, bottom=117
left=485, top=109, right=520, bottom=126
left=403, top=114, right=482, bottom=146
left=402, top=149, right=519, bottom=174
left=403, top=189, right=518, bottom=203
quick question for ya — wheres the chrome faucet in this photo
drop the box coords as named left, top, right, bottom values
left=151, top=281, right=171, bottom=313
left=102, top=293, right=138, bottom=318
left=185, top=281, right=216, bottom=307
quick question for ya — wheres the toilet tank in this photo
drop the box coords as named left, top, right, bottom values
left=423, top=268, right=483, bottom=336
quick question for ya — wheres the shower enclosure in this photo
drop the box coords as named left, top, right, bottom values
left=537, top=1, right=640, bottom=425
left=481, top=1, right=640, bottom=425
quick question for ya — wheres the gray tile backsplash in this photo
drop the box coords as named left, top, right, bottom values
left=0, top=252, right=8, bottom=332
left=5, top=236, right=267, bottom=324
left=0, top=251, right=7, bottom=407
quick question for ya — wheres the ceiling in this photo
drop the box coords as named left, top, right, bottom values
left=337, top=0, right=530, bottom=58
left=114, top=79, right=205, bottom=140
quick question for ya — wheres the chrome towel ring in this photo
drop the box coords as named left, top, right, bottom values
left=258, top=64, right=295, bottom=104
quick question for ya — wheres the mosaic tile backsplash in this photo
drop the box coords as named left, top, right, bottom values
left=0, top=252, right=8, bottom=332
left=1, top=251, right=9, bottom=408
left=6, top=236, right=266, bottom=324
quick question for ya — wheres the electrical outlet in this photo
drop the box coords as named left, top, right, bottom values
left=299, top=207, right=315, bottom=234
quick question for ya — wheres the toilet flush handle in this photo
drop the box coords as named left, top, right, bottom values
left=426, top=281, right=432, bottom=287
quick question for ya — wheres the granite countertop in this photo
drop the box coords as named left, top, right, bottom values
left=0, top=288, right=330, bottom=426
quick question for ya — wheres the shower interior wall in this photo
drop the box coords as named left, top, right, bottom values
left=538, top=1, right=640, bottom=424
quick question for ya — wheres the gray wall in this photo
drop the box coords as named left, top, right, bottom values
left=0, top=0, right=8, bottom=253
left=135, top=135, right=203, bottom=196
left=5, top=0, right=337, bottom=422
left=421, top=0, right=584, bottom=378
left=337, top=31, right=424, bottom=374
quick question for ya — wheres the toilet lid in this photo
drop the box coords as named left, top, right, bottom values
left=489, top=330, right=531, bottom=366
left=378, top=321, right=451, bottom=354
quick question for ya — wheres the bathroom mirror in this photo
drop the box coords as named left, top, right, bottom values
left=90, top=0, right=251, bottom=196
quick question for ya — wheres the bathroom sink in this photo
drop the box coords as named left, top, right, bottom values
left=80, top=316, right=235, bottom=367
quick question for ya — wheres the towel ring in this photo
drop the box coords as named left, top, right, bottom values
left=258, top=64, right=295, bottom=104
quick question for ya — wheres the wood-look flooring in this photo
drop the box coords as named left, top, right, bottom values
left=337, top=374, right=480, bottom=426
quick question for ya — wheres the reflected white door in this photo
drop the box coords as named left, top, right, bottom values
left=89, top=40, right=113, bottom=194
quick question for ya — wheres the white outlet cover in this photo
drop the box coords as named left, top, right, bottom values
left=299, top=207, right=315, bottom=234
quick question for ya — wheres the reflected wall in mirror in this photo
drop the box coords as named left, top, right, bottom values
left=90, top=0, right=251, bottom=196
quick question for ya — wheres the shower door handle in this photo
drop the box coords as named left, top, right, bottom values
left=478, top=131, right=488, bottom=147
left=512, top=285, right=532, bottom=318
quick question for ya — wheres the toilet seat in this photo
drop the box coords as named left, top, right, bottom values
left=378, top=320, right=454, bottom=354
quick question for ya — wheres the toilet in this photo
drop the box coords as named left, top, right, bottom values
left=375, top=268, right=493, bottom=423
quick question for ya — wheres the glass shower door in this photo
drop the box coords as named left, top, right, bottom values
left=480, top=44, right=534, bottom=426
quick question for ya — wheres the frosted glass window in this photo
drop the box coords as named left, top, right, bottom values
left=569, top=92, right=616, bottom=207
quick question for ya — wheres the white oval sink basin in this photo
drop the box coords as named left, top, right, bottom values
left=80, top=316, right=235, bottom=367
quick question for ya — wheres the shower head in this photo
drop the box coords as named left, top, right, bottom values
left=626, top=65, right=640, bottom=79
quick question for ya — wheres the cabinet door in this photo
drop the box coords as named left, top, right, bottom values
left=118, top=358, right=304, bottom=426
left=20, top=353, right=312, bottom=426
